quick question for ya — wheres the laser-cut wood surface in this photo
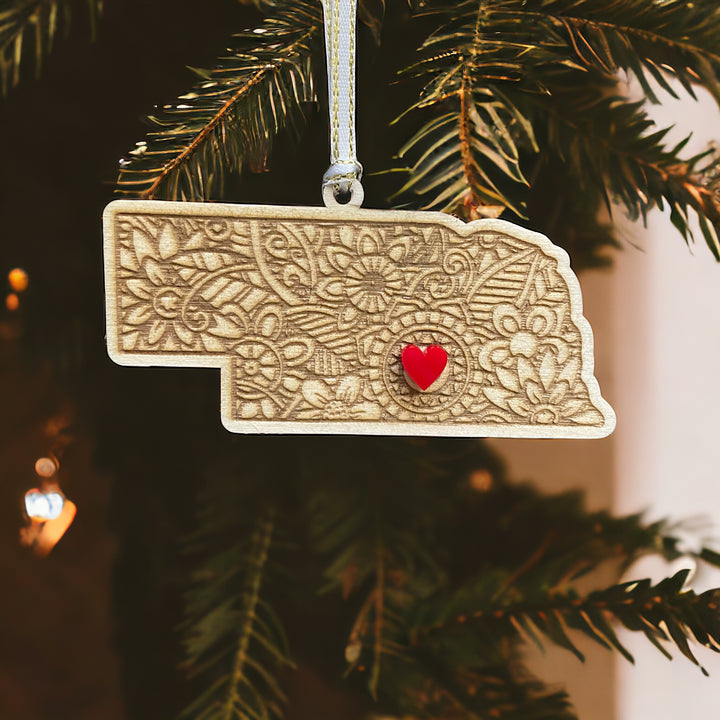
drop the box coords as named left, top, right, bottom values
left=103, top=200, right=615, bottom=437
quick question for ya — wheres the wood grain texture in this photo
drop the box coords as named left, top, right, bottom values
left=103, top=200, right=615, bottom=437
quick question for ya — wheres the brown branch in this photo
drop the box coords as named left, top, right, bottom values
left=141, top=25, right=319, bottom=199
left=143, top=69, right=267, bottom=199
left=500, top=7, right=720, bottom=69
left=458, top=68, right=481, bottom=216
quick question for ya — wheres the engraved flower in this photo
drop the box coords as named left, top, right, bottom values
left=299, top=376, right=381, bottom=420
left=483, top=348, right=602, bottom=425
left=344, top=255, right=404, bottom=314
left=234, top=339, right=283, bottom=419
left=124, top=258, right=197, bottom=348
left=479, top=304, right=566, bottom=372
left=235, top=340, right=282, bottom=389
left=233, top=332, right=311, bottom=421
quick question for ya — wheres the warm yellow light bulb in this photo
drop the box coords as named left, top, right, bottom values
left=8, top=268, right=28, bottom=293
left=35, top=457, right=58, bottom=478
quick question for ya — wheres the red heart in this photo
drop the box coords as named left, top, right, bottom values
left=401, top=345, right=448, bottom=391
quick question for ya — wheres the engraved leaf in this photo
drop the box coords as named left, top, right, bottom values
left=280, top=340, right=313, bottom=366
left=287, top=309, right=357, bottom=361
left=145, top=258, right=167, bottom=287
left=176, top=251, right=271, bottom=319
left=526, top=381, right=543, bottom=404
left=558, top=356, right=581, bottom=387
left=257, top=307, right=283, bottom=340
left=201, top=335, right=227, bottom=352
left=126, top=279, right=152, bottom=301
left=158, top=223, right=179, bottom=259
left=496, top=366, right=521, bottom=393
left=120, top=247, right=139, bottom=272
left=125, top=304, right=153, bottom=325
left=517, top=356, right=534, bottom=387
left=484, top=386, right=513, bottom=410
left=121, top=332, right=139, bottom=351
left=508, top=397, right=530, bottom=417
left=209, top=315, right=245, bottom=339
left=148, top=319, right=166, bottom=345
left=302, top=379, right=333, bottom=408
left=549, top=381, right=570, bottom=404
left=539, top=351, right=558, bottom=392
left=572, top=407, right=604, bottom=424
left=132, top=228, right=157, bottom=265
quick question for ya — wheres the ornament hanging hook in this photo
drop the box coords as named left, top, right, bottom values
left=321, top=0, right=364, bottom=208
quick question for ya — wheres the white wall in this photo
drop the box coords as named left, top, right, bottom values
left=612, top=84, right=720, bottom=719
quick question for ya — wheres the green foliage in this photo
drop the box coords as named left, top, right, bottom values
left=394, top=0, right=720, bottom=258
left=0, top=0, right=100, bottom=95
left=418, top=569, right=720, bottom=675
left=303, top=438, right=449, bottom=699
left=380, top=649, right=578, bottom=720
left=181, top=491, right=293, bottom=720
left=175, top=438, right=720, bottom=720
left=116, top=0, right=321, bottom=200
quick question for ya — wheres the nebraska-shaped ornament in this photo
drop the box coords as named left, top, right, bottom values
left=103, top=200, right=615, bottom=437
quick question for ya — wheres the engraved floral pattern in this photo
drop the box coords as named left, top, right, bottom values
left=345, top=255, right=404, bottom=313
left=479, top=304, right=567, bottom=369
left=299, top=377, right=381, bottom=420
left=107, top=207, right=614, bottom=435
left=235, top=340, right=282, bottom=389
left=124, top=258, right=193, bottom=348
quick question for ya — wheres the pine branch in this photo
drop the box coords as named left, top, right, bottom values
left=309, top=485, right=425, bottom=700
left=492, top=0, right=720, bottom=105
left=378, top=639, right=577, bottom=720
left=438, top=478, right=720, bottom=596
left=524, top=150, right=619, bottom=268
left=358, top=0, right=385, bottom=45
left=393, top=79, right=533, bottom=218
left=419, top=570, right=720, bottom=675
left=302, top=438, right=448, bottom=699
left=412, top=666, right=577, bottom=720
left=0, top=0, right=99, bottom=95
left=180, top=505, right=293, bottom=720
left=522, top=83, right=720, bottom=258
left=116, top=1, right=321, bottom=201
left=393, top=1, right=539, bottom=217
left=395, top=0, right=720, bottom=256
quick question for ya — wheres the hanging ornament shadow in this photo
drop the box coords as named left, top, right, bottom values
left=103, top=200, right=615, bottom=437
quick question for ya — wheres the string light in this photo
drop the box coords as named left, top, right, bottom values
left=34, top=456, right=58, bottom=478
left=25, top=488, right=65, bottom=520
left=8, top=268, right=29, bottom=293
left=20, top=432, right=77, bottom=556
left=469, top=469, right=493, bottom=492
left=20, top=493, right=77, bottom=557
left=5, top=293, right=19, bottom=311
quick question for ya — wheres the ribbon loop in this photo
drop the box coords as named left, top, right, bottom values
left=321, top=0, right=363, bottom=207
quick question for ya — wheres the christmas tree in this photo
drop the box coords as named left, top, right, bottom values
left=2, top=1, right=720, bottom=719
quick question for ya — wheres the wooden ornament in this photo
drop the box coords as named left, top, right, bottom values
left=103, top=200, right=615, bottom=437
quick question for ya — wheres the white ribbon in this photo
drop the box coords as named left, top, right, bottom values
left=321, top=0, right=364, bottom=207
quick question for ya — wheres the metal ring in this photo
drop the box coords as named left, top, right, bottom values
left=322, top=178, right=364, bottom=208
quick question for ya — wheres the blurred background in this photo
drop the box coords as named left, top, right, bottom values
left=2, top=1, right=720, bottom=719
